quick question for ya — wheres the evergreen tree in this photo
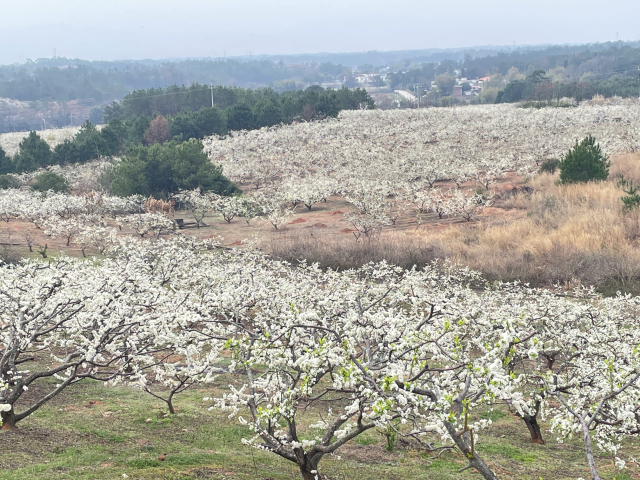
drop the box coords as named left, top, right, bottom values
left=0, top=146, right=13, bottom=174
left=111, top=139, right=237, bottom=198
left=559, top=135, right=610, bottom=184
left=31, top=172, right=70, bottom=193
left=226, top=103, right=255, bottom=131
left=13, top=132, right=52, bottom=172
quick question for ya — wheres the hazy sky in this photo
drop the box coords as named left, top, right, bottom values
left=0, top=0, right=637, bottom=63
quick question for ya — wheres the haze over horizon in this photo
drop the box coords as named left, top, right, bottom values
left=0, top=0, right=637, bottom=64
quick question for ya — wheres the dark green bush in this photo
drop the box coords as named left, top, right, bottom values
left=31, top=171, right=70, bottom=193
left=52, top=121, right=113, bottom=165
left=0, top=146, right=13, bottom=174
left=0, top=246, right=21, bottom=266
left=558, top=135, right=609, bottom=184
left=111, top=139, right=237, bottom=198
left=0, top=175, right=20, bottom=189
left=539, top=158, right=560, bottom=174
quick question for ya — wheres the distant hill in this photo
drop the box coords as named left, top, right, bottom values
left=1, top=41, right=639, bottom=133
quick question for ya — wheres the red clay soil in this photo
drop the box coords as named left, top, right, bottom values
left=0, top=173, right=527, bottom=258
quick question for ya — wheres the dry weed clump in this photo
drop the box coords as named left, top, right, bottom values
left=609, top=152, right=640, bottom=183
left=270, top=230, right=442, bottom=271
left=272, top=153, right=640, bottom=292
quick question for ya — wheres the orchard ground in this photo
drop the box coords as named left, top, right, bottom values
left=2, top=171, right=518, bottom=259
left=1, top=366, right=640, bottom=480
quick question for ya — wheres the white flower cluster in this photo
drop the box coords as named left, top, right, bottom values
left=0, top=189, right=143, bottom=228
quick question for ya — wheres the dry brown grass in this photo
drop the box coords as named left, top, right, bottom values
left=609, top=152, right=640, bottom=183
left=270, top=230, right=442, bottom=271
left=272, top=153, right=640, bottom=293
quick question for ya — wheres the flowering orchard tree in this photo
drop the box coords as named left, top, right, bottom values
left=0, top=254, right=186, bottom=430
left=44, top=215, right=84, bottom=246
left=206, top=258, right=509, bottom=480
left=523, top=292, right=640, bottom=479
left=213, top=262, right=408, bottom=479
left=118, top=213, right=176, bottom=238
left=174, top=189, right=215, bottom=227
left=450, top=283, right=640, bottom=479
left=74, top=225, right=118, bottom=256
left=0, top=235, right=237, bottom=430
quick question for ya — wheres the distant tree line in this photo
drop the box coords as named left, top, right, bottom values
left=389, top=43, right=640, bottom=91
left=1, top=43, right=639, bottom=132
left=496, top=70, right=640, bottom=103
left=0, top=83, right=374, bottom=174
left=103, top=84, right=374, bottom=126
left=0, top=58, right=313, bottom=103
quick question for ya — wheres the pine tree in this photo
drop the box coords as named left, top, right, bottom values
left=559, top=135, right=609, bottom=184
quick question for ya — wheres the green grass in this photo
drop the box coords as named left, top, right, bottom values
left=480, top=409, right=507, bottom=421
left=1, top=378, right=640, bottom=479
left=478, top=443, right=537, bottom=463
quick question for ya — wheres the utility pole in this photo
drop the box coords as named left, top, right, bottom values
left=42, top=118, right=46, bottom=131
left=414, top=84, right=422, bottom=108
left=210, top=84, right=214, bottom=107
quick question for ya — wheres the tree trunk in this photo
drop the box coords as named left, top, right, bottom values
left=1, top=409, right=17, bottom=431
left=579, top=418, right=601, bottom=480
left=300, top=465, right=320, bottom=480
left=295, top=450, right=321, bottom=480
left=522, top=414, right=544, bottom=444
left=443, top=421, right=498, bottom=480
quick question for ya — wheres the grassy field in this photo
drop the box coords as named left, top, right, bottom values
left=2, top=372, right=639, bottom=480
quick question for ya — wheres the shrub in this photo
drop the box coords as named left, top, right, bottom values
left=440, top=96, right=460, bottom=107
left=539, top=158, right=560, bottom=174
left=0, top=246, right=20, bottom=266
left=0, top=175, right=20, bottom=189
left=144, top=115, right=170, bottom=146
left=618, top=176, right=640, bottom=211
left=558, top=135, right=609, bottom=184
left=31, top=172, right=70, bottom=193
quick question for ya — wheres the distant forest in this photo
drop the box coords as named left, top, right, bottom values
left=389, top=43, right=640, bottom=90
left=1, top=41, right=639, bottom=132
